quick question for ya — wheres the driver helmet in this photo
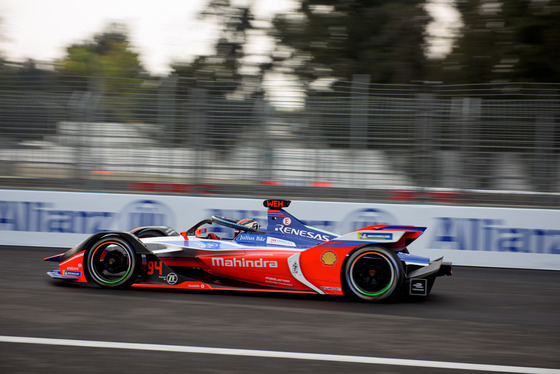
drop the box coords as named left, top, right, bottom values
left=234, top=218, right=259, bottom=237
left=237, top=218, right=259, bottom=230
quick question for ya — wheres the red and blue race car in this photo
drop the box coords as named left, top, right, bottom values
left=45, top=199, right=451, bottom=301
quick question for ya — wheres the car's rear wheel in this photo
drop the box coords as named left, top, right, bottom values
left=85, top=236, right=139, bottom=288
left=343, top=246, right=403, bottom=301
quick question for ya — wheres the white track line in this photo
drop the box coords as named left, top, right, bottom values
left=1, top=335, right=558, bottom=373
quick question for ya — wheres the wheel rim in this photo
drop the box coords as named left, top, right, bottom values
left=348, top=252, right=396, bottom=297
left=88, top=240, right=134, bottom=285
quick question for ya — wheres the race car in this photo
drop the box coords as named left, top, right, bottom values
left=45, top=199, right=451, bottom=301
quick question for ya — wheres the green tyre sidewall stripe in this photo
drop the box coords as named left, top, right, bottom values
left=86, top=236, right=138, bottom=288
left=344, top=246, right=402, bottom=301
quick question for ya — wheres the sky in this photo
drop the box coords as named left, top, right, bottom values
left=0, top=0, right=459, bottom=76
left=0, top=0, right=300, bottom=75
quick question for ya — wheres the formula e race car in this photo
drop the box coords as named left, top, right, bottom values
left=45, top=199, right=451, bottom=301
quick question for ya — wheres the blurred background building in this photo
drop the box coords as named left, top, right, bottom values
left=0, top=0, right=559, bottom=207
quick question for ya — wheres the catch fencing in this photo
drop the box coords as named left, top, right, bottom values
left=0, top=74, right=559, bottom=207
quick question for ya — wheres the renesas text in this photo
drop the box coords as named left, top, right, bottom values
left=0, top=201, right=114, bottom=233
left=430, top=217, right=560, bottom=254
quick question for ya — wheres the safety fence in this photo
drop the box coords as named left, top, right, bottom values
left=0, top=74, right=559, bottom=207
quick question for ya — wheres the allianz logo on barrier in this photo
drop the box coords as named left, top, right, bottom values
left=429, top=217, right=560, bottom=254
left=0, top=199, right=175, bottom=233
left=120, top=200, right=175, bottom=229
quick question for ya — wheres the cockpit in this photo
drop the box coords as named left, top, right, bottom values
left=182, top=215, right=265, bottom=241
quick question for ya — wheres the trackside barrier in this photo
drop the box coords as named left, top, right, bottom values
left=1, top=189, right=559, bottom=270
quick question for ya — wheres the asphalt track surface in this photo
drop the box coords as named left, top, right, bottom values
left=1, top=246, right=559, bottom=374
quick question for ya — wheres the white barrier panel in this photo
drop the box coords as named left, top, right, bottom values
left=1, top=189, right=559, bottom=270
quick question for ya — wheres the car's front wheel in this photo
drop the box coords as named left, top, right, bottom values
left=85, top=236, right=139, bottom=288
left=343, top=246, right=403, bottom=301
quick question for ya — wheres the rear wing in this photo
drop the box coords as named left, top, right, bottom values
left=335, top=225, right=427, bottom=250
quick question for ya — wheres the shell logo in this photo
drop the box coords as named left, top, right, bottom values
left=321, top=250, right=338, bottom=266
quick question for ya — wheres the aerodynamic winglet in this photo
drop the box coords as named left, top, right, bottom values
left=44, top=254, right=64, bottom=262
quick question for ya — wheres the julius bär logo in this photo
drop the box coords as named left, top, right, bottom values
left=321, top=250, right=338, bottom=266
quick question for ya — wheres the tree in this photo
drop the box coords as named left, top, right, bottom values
left=171, top=1, right=261, bottom=156
left=172, top=1, right=255, bottom=85
left=436, top=0, right=560, bottom=83
left=270, top=0, right=432, bottom=84
left=503, top=0, right=560, bottom=82
left=56, top=23, right=150, bottom=122
left=57, top=23, right=145, bottom=79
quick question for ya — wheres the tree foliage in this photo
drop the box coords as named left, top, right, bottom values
left=172, top=0, right=254, bottom=86
left=270, top=0, right=432, bottom=84
left=171, top=1, right=261, bottom=156
left=436, top=0, right=560, bottom=83
left=55, top=23, right=149, bottom=122
left=57, top=23, right=145, bottom=78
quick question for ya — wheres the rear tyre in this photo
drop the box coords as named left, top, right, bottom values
left=85, top=236, right=139, bottom=288
left=343, top=246, right=403, bottom=301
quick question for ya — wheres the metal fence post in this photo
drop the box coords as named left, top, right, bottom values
left=76, top=76, right=103, bottom=189
left=190, top=85, right=207, bottom=186
left=350, top=74, right=370, bottom=151
left=534, top=101, right=556, bottom=192
left=461, top=97, right=481, bottom=189
left=158, top=74, right=177, bottom=144
left=254, top=91, right=273, bottom=182
left=414, top=87, right=436, bottom=189
left=350, top=74, right=370, bottom=193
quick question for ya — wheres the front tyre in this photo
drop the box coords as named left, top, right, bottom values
left=86, top=236, right=139, bottom=288
left=343, top=246, right=403, bottom=301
